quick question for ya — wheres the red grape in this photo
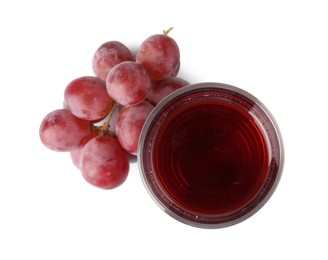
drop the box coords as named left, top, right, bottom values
left=92, top=41, right=134, bottom=81
left=39, top=109, right=92, bottom=152
left=70, top=130, right=98, bottom=168
left=170, top=61, right=180, bottom=77
left=136, top=33, right=180, bottom=81
left=64, top=76, right=113, bottom=121
left=116, top=101, right=154, bottom=155
left=147, top=77, right=189, bottom=105
left=40, top=29, right=192, bottom=192
left=70, top=149, right=82, bottom=168
left=80, top=136, right=129, bottom=189
left=106, top=61, right=151, bottom=106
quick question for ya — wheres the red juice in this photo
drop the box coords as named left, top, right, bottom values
left=139, top=83, right=283, bottom=228
left=153, top=98, right=269, bottom=216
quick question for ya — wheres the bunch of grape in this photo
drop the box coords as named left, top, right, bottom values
left=39, top=28, right=190, bottom=190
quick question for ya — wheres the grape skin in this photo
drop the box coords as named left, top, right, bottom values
left=170, top=61, right=180, bottom=77
left=80, top=136, right=129, bottom=189
left=136, top=34, right=180, bottom=81
left=116, top=101, right=154, bottom=155
left=64, top=76, right=113, bottom=121
left=106, top=61, right=151, bottom=107
left=70, top=130, right=98, bottom=168
left=70, top=149, right=82, bottom=168
left=147, top=77, right=189, bottom=106
left=92, top=41, right=134, bottom=81
left=39, top=109, right=92, bottom=152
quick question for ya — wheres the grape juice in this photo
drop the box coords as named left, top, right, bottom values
left=152, top=97, right=269, bottom=216
left=139, top=83, right=283, bottom=227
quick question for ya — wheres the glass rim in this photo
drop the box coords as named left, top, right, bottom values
left=138, top=82, right=284, bottom=228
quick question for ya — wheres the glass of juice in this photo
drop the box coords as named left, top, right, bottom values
left=138, top=82, right=284, bottom=228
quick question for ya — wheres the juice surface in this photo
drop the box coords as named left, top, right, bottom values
left=153, top=98, right=269, bottom=215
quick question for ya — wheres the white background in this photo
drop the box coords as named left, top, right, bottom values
left=1, top=0, right=327, bottom=259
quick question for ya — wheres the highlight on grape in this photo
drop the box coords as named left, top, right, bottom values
left=39, top=28, right=190, bottom=190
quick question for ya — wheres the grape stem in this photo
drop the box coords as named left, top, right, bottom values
left=98, top=102, right=120, bottom=137
left=163, top=27, right=174, bottom=35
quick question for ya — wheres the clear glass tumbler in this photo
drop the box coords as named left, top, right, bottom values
left=138, top=82, right=284, bottom=228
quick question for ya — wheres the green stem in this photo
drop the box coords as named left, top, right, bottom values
left=163, top=27, right=174, bottom=35
left=99, top=102, right=120, bottom=136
